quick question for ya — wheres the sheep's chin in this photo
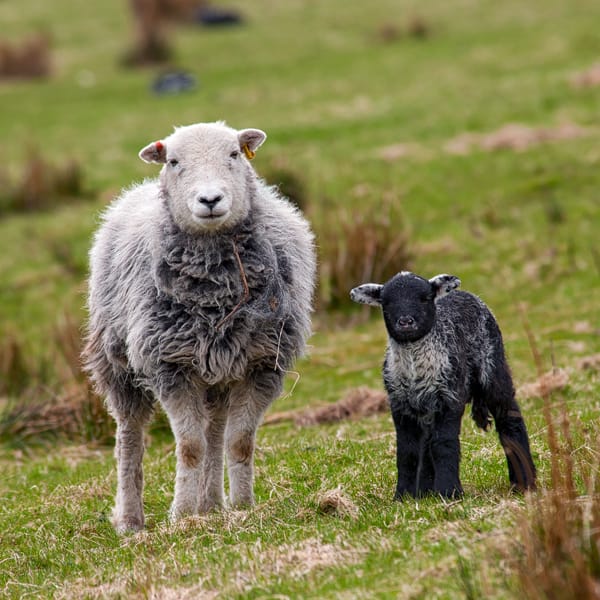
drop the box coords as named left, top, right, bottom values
left=188, top=212, right=232, bottom=231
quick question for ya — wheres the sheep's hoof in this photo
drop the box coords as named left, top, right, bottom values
left=112, top=515, right=144, bottom=534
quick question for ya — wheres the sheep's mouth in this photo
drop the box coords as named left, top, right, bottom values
left=392, top=324, right=423, bottom=342
left=192, top=210, right=229, bottom=222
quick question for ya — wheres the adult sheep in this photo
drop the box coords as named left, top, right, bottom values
left=83, top=121, right=316, bottom=532
left=350, top=272, right=536, bottom=499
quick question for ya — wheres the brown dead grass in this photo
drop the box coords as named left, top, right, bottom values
left=317, top=488, right=360, bottom=520
left=571, top=64, right=600, bottom=88
left=444, top=122, right=587, bottom=154
left=264, top=386, right=388, bottom=427
left=577, top=354, right=600, bottom=371
left=517, top=368, right=570, bottom=399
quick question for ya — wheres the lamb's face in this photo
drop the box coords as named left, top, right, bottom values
left=379, top=274, right=438, bottom=342
left=350, top=272, right=461, bottom=344
left=139, top=122, right=266, bottom=233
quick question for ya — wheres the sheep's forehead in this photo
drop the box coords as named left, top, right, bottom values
left=167, top=123, right=238, bottom=155
left=383, top=272, right=430, bottom=300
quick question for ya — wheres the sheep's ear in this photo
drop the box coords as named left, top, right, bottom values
left=139, top=140, right=167, bottom=164
left=238, top=128, right=266, bottom=160
left=429, top=274, right=461, bottom=300
left=350, top=284, right=383, bottom=307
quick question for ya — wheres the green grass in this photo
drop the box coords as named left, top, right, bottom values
left=1, top=0, right=599, bottom=597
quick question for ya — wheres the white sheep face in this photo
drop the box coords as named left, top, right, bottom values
left=139, top=122, right=266, bottom=233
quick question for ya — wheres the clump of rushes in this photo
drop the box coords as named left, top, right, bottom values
left=0, top=33, right=51, bottom=79
left=514, top=307, right=600, bottom=599
left=0, top=317, right=114, bottom=445
left=0, top=146, right=84, bottom=215
left=317, top=201, right=412, bottom=310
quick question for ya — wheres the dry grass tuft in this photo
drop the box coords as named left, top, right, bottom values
left=317, top=202, right=412, bottom=310
left=317, top=488, right=360, bottom=520
left=0, top=33, right=51, bottom=79
left=264, top=386, right=388, bottom=427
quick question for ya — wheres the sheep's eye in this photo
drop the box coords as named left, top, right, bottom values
left=229, top=150, right=239, bottom=159
left=421, top=294, right=433, bottom=303
left=168, top=158, right=179, bottom=167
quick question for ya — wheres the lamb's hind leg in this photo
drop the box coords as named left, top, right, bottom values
left=161, top=388, right=207, bottom=521
left=481, top=360, right=537, bottom=490
left=108, top=385, right=154, bottom=533
left=225, top=368, right=283, bottom=507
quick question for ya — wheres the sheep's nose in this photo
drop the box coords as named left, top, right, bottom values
left=198, top=193, right=223, bottom=209
left=397, top=316, right=415, bottom=327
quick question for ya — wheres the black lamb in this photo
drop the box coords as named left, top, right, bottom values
left=350, top=271, right=536, bottom=499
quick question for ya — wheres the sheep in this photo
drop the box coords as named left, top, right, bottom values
left=83, top=121, right=316, bottom=532
left=350, top=271, right=536, bottom=499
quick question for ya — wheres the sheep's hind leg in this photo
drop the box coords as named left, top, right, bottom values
left=109, top=386, right=154, bottom=533
left=225, top=368, right=283, bottom=508
left=162, top=390, right=207, bottom=521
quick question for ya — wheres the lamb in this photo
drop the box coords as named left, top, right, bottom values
left=350, top=271, right=536, bottom=499
left=83, top=121, right=316, bottom=532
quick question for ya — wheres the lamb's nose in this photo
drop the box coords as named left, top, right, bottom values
left=398, top=316, right=415, bottom=327
left=198, top=194, right=223, bottom=209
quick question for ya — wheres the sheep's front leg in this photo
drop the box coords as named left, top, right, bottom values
left=162, top=391, right=207, bottom=521
left=109, top=388, right=154, bottom=533
left=199, top=390, right=228, bottom=512
left=225, top=369, right=283, bottom=507
left=430, top=408, right=464, bottom=498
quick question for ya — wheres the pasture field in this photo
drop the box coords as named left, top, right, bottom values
left=0, top=0, right=599, bottom=597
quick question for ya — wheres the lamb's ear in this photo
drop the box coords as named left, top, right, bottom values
left=238, top=128, right=266, bottom=160
left=429, top=274, right=461, bottom=300
left=139, top=140, right=167, bottom=164
left=350, top=284, right=383, bottom=307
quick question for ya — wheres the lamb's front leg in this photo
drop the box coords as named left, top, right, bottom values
left=162, top=390, right=207, bottom=521
left=390, top=410, right=422, bottom=499
left=225, top=368, right=283, bottom=508
left=430, top=407, right=464, bottom=498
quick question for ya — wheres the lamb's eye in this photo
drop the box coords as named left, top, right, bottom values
left=168, top=158, right=179, bottom=167
left=421, top=295, right=433, bottom=303
left=229, top=150, right=239, bottom=159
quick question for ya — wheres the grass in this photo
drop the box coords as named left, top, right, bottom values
left=1, top=0, right=599, bottom=597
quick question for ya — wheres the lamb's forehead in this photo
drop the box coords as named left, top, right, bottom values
left=383, top=271, right=430, bottom=297
left=166, top=122, right=238, bottom=152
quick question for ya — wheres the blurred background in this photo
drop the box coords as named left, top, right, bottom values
left=0, top=0, right=599, bottom=440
